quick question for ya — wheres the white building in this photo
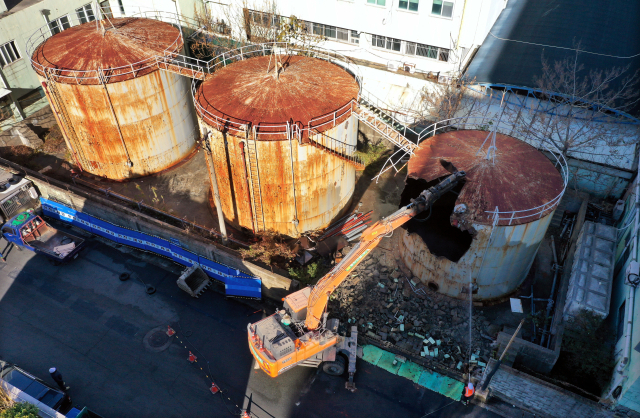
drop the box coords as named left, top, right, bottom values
left=206, top=0, right=507, bottom=76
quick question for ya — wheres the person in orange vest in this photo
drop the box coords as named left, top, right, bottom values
left=461, top=381, right=475, bottom=405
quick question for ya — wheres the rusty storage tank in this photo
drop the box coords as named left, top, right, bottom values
left=194, top=53, right=362, bottom=237
left=398, top=130, right=565, bottom=300
left=30, top=17, right=198, bottom=180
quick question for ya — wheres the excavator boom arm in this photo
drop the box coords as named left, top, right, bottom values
left=304, top=171, right=465, bottom=330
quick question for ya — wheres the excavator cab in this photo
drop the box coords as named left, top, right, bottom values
left=247, top=286, right=356, bottom=382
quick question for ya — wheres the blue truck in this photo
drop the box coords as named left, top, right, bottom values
left=2, top=210, right=85, bottom=264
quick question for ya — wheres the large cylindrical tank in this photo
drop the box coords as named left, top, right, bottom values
left=31, top=17, right=198, bottom=180
left=398, top=130, right=564, bottom=300
left=194, top=54, right=361, bottom=237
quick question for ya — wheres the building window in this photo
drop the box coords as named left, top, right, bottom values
left=76, top=4, right=96, bottom=24
left=0, top=41, right=21, bottom=67
left=350, top=30, right=360, bottom=44
left=432, top=0, right=453, bottom=17
left=99, top=1, right=113, bottom=19
left=117, top=0, right=125, bottom=14
left=337, top=27, right=349, bottom=42
left=367, top=0, right=386, bottom=6
left=406, top=41, right=450, bottom=61
left=48, top=15, right=72, bottom=35
left=399, top=0, right=419, bottom=12
left=248, top=10, right=278, bottom=28
left=372, top=34, right=401, bottom=52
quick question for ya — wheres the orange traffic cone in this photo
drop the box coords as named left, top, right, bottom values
left=188, top=351, right=197, bottom=363
left=210, top=382, right=219, bottom=394
left=241, top=411, right=250, bottom=418
left=166, top=326, right=176, bottom=337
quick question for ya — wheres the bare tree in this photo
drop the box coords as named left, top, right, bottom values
left=517, top=53, right=639, bottom=159
left=416, top=76, right=490, bottom=125
left=189, top=1, right=325, bottom=61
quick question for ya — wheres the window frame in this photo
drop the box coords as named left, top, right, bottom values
left=405, top=40, right=450, bottom=62
left=372, top=34, right=401, bottom=53
left=366, top=0, right=387, bottom=7
left=431, top=0, right=454, bottom=18
left=76, top=4, right=96, bottom=24
left=399, top=0, right=419, bottom=12
left=249, top=9, right=278, bottom=28
left=47, top=14, right=72, bottom=35
left=0, top=41, right=21, bottom=68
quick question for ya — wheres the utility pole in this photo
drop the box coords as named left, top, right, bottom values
left=481, top=319, right=524, bottom=391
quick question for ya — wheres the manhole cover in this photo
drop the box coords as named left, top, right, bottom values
left=143, top=326, right=174, bottom=353
left=148, top=330, right=169, bottom=348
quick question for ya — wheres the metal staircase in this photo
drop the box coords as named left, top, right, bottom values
left=156, top=55, right=207, bottom=80
left=303, top=129, right=365, bottom=170
left=244, top=137, right=266, bottom=233
left=354, top=102, right=417, bottom=155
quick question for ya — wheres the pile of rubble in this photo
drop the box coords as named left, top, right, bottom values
left=328, top=247, right=496, bottom=372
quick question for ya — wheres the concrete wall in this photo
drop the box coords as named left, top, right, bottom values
left=496, top=330, right=560, bottom=375
left=0, top=157, right=293, bottom=301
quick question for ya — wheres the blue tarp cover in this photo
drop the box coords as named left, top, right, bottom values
left=40, top=198, right=261, bottom=298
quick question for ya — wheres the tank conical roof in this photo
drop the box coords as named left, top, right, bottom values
left=195, top=55, right=359, bottom=139
left=32, top=17, right=182, bottom=84
left=408, top=130, right=563, bottom=225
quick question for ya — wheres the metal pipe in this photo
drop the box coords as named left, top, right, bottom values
left=98, top=68, right=132, bottom=168
left=203, top=132, right=228, bottom=245
left=541, top=236, right=559, bottom=347
left=288, top=127, right=299, bottom=228
left=618, top=164, right=640, bottom=373
left=238, top=140, right=255, bottom=235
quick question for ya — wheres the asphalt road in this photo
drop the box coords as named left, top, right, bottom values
left=0, top=226, right=501, bottom=418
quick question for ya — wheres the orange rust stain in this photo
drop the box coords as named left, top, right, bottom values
left=408, top=130, right=563, bottom=226
left=32, top=17, right=182, bottom=85
left=195, top=55, right=359, bottom=140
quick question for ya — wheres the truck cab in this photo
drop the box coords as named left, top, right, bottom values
left=0, top=169, right=39, bottom=223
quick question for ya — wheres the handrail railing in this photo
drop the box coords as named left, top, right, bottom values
left=27, top=10, right=188, bottom=84
left=373, top=114, right=569, bottom=224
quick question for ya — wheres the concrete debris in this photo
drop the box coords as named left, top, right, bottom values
left=327, top=247, right=495, bottom=372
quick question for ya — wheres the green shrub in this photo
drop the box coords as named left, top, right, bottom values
left=554, top=309, right=615, bottom=393
left=289, top=262, right=323, bottom=285
left=1, top=402, right=40, bottom=418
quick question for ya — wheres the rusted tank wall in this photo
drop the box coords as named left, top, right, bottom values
left=400, top=211, right=554, bottom=300
left=202, top=115, right=358, bottom=237
left=40, top=70, right=197, bottom=180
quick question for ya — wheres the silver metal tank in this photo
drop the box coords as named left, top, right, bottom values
left=398, top=129, right=566, bottom=300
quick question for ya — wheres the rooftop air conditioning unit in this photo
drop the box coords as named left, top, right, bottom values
left=387, top=61, right=399, bottom=72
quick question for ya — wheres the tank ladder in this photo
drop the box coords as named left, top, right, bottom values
left=43, top=70, right=89, bottom=170
left=245, top=129, right=266, bottom=233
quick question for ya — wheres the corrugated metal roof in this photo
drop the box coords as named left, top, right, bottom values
left=407, top=130, right=564, bottom=226
left=32, top=17, right=182, bottom=84
left=195, top=55, right=359, bottom=139
left=465, top=0, right=640, bottom=116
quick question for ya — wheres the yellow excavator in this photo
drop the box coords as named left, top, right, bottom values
left=248, top=167, right=466, bottom=390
